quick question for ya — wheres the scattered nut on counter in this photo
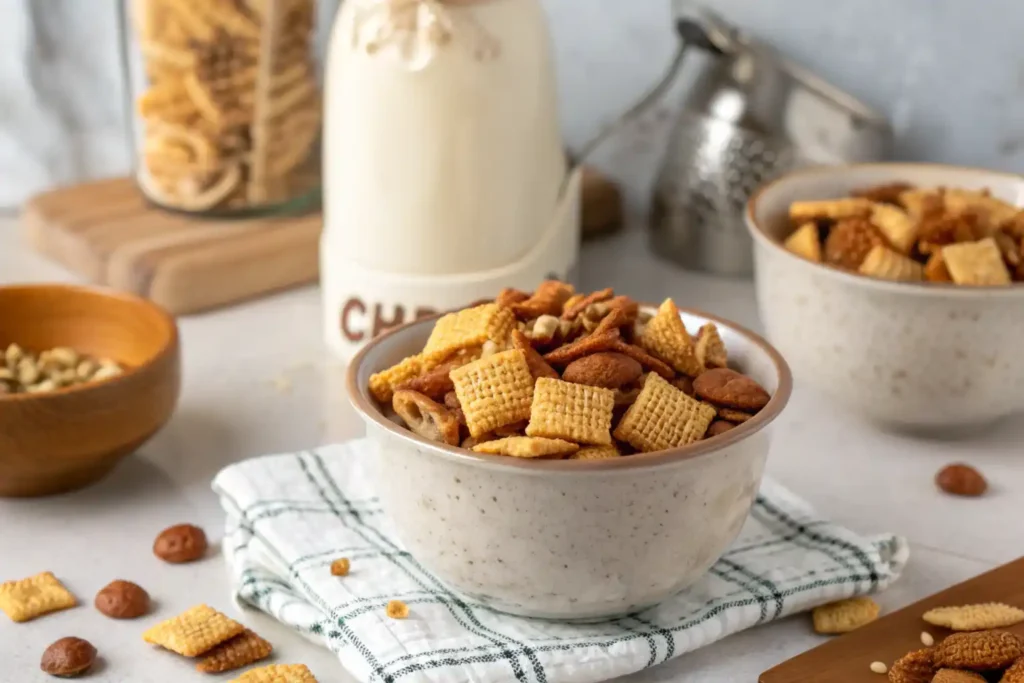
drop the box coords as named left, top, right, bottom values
left=153, top=523, right=208, bottom=564
left=0, top=343, right=123, bottom=395
left=40, top=636, right=97, bottom=678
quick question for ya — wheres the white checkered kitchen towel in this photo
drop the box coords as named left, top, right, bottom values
left=213, top=441, right=909, bottom=683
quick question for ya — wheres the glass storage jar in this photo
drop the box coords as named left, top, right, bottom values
left=119, top=0, right=335, bottom=215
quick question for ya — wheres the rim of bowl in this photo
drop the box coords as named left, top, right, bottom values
left=346, top=305, right=793, bottom=472
left=0, top=283, right=179, bottom=403
left=745, top=162, right=1024, bottom=298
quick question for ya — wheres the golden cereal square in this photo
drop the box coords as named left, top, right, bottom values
left=870, top=203, right=917, bottom=254
left=942, top=238, right=1012, bottom=285
left=695, top=323, right=728, bottom=369
left=229, top=664, right=319, bottom=683
left=368, top=355, right=423, bottom=404
left=143, top=604, right=246, bottom=657
left=789, top=198, right=872, bottom=222
left=613, top=373, right=716, bottom=452
left=450, top=349, right=534, bottom=437
left=858, top=245, right=924, bottom=282
left=783, top=222, right=822, bottom=263
left=525, top=377, right=615, bottom=445
left=640, top=298, right=703, bottom=376
left=423, top=304, right=514, bottom=361
left=473, top=436, right=579, bottom=458
left=811, top=597, right=880, bottom=634
left=0, top=571, right=77, bottom=623
left=898, top=189, right=943, bottom=219
left=943, top=189, right=1020, bottom=232
left=569, top=444, right=621, bottom=460
left=197, top=629, right=274, bottom=673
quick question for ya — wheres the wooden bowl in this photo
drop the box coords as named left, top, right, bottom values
left=0, top=284, right=180, bottom=497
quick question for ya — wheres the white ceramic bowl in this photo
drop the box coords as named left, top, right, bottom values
left=347, top=308, right=791, bottom=620
left=747, top=163, right=1024, bottom=431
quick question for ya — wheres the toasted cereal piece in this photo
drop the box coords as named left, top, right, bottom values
left=0, top=571, right=77, bottom=623
left=392, top=390, right=461, bottom=446
left=870, top=203, right=917, bottom=254
left=858, top=245, right=925, bottom=282
left=473, top=436, right=579, bottom=458
left=922, top=603, right=1024, bottom=631
left=229, top=663, right=318, bottom=683
left=526, top=377, right=615, bottom=445
left=569, top=445, right=621, bottom=460
left=992, top=229, right=1022, bottom=266
left=511, top=281, right=575, bottom=319
left=196, top=629, right=273, bottom=673
left=783, top=222, right=823, bottom=262
left=510, top=329, right=558, bottom=380
left=143, top=604, right=245, bottom=657
left=888, top=648, right=935, bottom=683
left=423, top=304, right=515, bottom=362
left=1002, top=658, right=1024, bottom=683
left=610, top=340, right=675, bottom=379
left=934, top=630, right=1023, bottom=671
left=944, top=188, right=1020, bottom=232
left=852, top=181, right=915, bottom=205
left=811, top=596, right=880, bottom=634
left=941, top=237, right=1012, bottom=285
left=562, top=288, right=614, bottom=321
left=496, top=287, right=530, bottom=309
left=640, top=298, right=702, bottom=376
left=614, top=373, right=716, bottom=452
left=824, top=218, right=888, bottom=270
left=899, top=189, right=944, bottom=220
left=450, top=350, right=534, bottom=437
left=924, top=251, right=953, bottom=282
left=368, top=355, right=423, bottom=404
left=789, top=198, right=872, bottom=222
left=386, top=600, right=410, bottom=619
left=544, top=329, right=620, bottom=365
left=695, top=323, right=728, bottom=369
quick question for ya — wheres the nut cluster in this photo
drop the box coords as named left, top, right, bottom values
left=0, top=344, right=123, bottom=395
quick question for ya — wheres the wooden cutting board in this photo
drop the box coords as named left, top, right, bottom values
left=21, top=176, right=322, bottom=315
left=760, top=556, right=1024, bottom=682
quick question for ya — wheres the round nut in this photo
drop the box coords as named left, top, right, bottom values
left=692, top=368, right=771, bottom=411
left=561, top=352, right=642, bottom=389
left=153, top=523, right=208, bottom=563
left=94, top=579, right=150, bottom=619
left=935, top=464, right=987, bottom=497
left=40, top=637, right=96, bottom=677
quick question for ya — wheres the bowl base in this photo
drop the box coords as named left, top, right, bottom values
left=0, top=456, right=122, bottom=498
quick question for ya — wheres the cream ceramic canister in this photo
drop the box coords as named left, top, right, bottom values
left=322, top=0, right=567, bottom=275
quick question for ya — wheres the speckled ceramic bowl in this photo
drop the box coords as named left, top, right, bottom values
left=747, top=163, right=1024, bottom=431
left=347, top=309, right=791, bottom=620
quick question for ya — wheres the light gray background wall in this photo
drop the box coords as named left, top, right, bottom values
left=1, top=0, right=1022, bottom=209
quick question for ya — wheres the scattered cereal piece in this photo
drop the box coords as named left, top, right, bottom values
left=569, top=445, right=620, bottom=460
left=920, top=631, right=934, bottom=647
left=386, top=600, right=410, bottom=619
left=424, top=304, right=514, bottom=362
left=197, top=629, right=273, bottom=673
left=0, top=571, right=77, bottom=623
left=887, top=648, right=935, bottom=683
left=369, top=355, right=423, bottom=404
left=450, top=349, right=534, bottom=437
left=870, top=203, right=918, bottom=254
left=330, top=559, right=351, bottom=577
left=473, top=436, right=579, bottom=459
left=784, top=222, right=823, bottom=262
left=695, top=323, right=728, bottom=370
left=789, top=198, right=872, bottom=222
left=526, top=377, right=615, bottom=445
left=811, top=596, right=880, bottom=634
left=392, top=390, right=461, bottom=446
left=40, top=636, right=96, bottom=677
left=923, top=603, right=1024, bottom=631
left=933, top=630, right=1023, bottom=671
left=932, top=670, right=986, bottom=683
left=640, top=298, right=702, bottom=376
left=693, top=368, right=771, bottom=411
left=229, top=664, right=318, bottom=683
left=868, top=661, right=888, bottom=675
left=143, top=604, right=246, bottom=657
left=614, top=373, right=716, bottom=453
left=942, top=238, right=1012, bottom=286
left=859, top=245, right=925, bottom=282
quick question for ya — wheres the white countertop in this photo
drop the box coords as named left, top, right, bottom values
left=2, top=216, right=1022, bottom=683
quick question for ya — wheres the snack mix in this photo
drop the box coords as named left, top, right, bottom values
left=782, top=184, right=1024, bottom=285
left=132, top=0, right=320, bottom=212
left=369, top=283, right=773, bottom=458
left=0, top=343, right=123, bottom=395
